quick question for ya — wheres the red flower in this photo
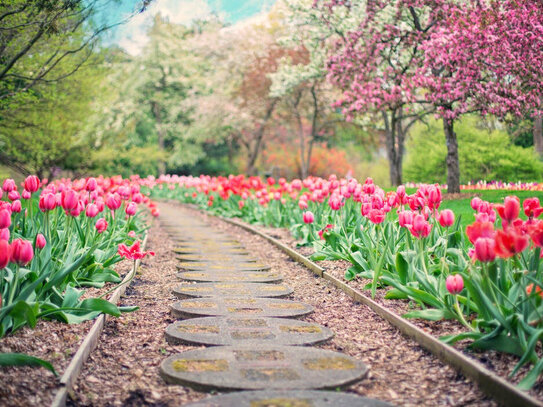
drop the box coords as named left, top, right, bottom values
left=524, top=198, right=543, bottom=218
left=10, top=239, right=33, bottom=266
left=368, top=209, right=385, bottom=224
left=474, top=238, right=496, bottom=262
left=438, top=209, right=455, bottom=228
left=494, top=229, right=529, bottom=258
left=0, top=240, right=11, bottom=269
left=495, top=196, right=520, bottom=225
left=446, top=274, right=464, bottom=295
left=24, top=175, right=40, bottom=194
left=466, top=221, right=495, bottom=244
left=528, top=220, right=543, bottom=248
left=118, top=241, right=155, bottom=260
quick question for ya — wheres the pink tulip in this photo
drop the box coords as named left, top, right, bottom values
left=24, top=175, right=40, bottom=193
left=303, top=211, right=314, bottom=224
left=86, top=203, right=99, bottom=218
left=95, top=218, right=108, bottom=233
left=11, top=200, right=21, bottom=213
left=85, top=177, right=97, bottom=192
left=409, top=214, right=432, bottom=238
left=298, top=200, right=308, bottom=210
left=438, top=209, right=455, bottom=228
left=39, top=193, right=57, bottom=212
left=106, top=193, right=121, bottom=210
left=61, top=189, right=78, bottom=211
left=125, top=202, right=137, bottom=217
left=368, top=209, right=385, bottom=224
left=2, top=179, right=16, bottom=193
left=0, top=240, right=11, bottom=269
left=8, top=190, right=20, bottom=201
left=0, top=228, right=10, bottom=241
left=0, top=210, right=11, bottom=229
left=36, top=234, right=46, bottom=250
left=446, top=274, right=464, bottom=295
left=471, top=197, right=482, bottom=211
left=22, top=190, right=31, bottom=200
left=10, top=238, right=33, bottom=266
left=474, top=238, right=496, bottom=263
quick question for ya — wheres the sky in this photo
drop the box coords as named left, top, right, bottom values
left=99, top=0, right=275, bottom=55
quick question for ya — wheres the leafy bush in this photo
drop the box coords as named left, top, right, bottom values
left=404, top=116, right=543, bottom=183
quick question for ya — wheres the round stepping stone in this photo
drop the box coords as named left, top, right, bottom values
left=174, top=248, right=249, bottom=255
left=177, top=271, right=282, bottom=283
left=184, top=390, right=393, bottom=407
left=171, top=298, right=313, bottom=319
left=160, top=345, right=368, bottom=391
left=173, top=282, right=293, bottom=298
left=177, top=254, right=259, bottom=263
left=165, top=317, right=333, bottom=346
left=177, top=262, right=271, bottom=272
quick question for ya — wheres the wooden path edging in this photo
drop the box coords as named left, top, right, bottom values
left=50, top=232, right=150, bottom=407
left=213, top=214, right=543, bottom=407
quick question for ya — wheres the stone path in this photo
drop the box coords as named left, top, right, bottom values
left=158, top=205, right=394, bottom=406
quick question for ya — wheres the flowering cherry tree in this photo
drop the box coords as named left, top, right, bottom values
left=416, top=0, right=543, bottom=193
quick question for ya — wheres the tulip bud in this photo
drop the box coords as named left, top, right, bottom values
left=24, top=175, right=40, bottom=193
left=0, top=228, right=10, bottom=241
left=303, top=211, right=314, bottom=224
left=438, top=209, right=455, bottom=228
left=85, top=177, right=97, bottom=192
left=95, top=218, right=108, bottom=233
left=125, top=202, right=137, bottom=217
left=11, top=200, right=21, bottom=213
left=86, top=203, right=99, bottom=218
left=2, top=179, right=16, bottom=193
left=503, top=196, right=520, bottom=222
left=446, top=274, right=464, bottom=295
left=61, top=189, right=78, bottom=211
left=10, top=238, right=33, bottom=266
left=22, top=190, right=31, bottom=200
left=0, top=240, right=11, bottom=269
left=471, top=197, right=482, bottom=211
left=474, top=238, right=496, bottom=263
left=36, top=234, right=46, bottom=250
left=0, top=209, right=11, bottom=229
left=8, top=190, right=20, bottom=201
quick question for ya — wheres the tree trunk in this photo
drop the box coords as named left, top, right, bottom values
left=443, top=118, right=460, bottom=193
left=382, top=110, right=403, bottom=186
left=534, top=117, right=543, bottom=158
left=245, top=100, right=277, bottom=176
left=152, top=101, right=166, bottom=175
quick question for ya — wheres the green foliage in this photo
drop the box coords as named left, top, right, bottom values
left=404, top=116, right=543, bottom=183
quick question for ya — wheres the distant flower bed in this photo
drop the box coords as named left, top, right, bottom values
left=147, top=173, right=543, bottom=389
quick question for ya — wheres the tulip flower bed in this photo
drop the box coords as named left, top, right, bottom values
left=0, top=175, right=157, bottom=372
left=147, top=174, right=543, bottom=390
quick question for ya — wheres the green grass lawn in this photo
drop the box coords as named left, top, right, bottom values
left=439, top=190, right=543, bottom=228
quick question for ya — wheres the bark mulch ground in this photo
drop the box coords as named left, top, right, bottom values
left=0, top=202, right=505, bottom=406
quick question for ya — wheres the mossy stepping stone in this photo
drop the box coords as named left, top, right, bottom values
left=160, top=346, right=368, bottom=391
left=165, top=316, right=333, bottom=346
left=173, top=282, right=293, bottom=298
left=177, top=271, right=282, bottom=283
left=174, top=247, right=249, bottom=255
left=176, top=262, right=271, bottom=272
left=177, top=254, right=259, bottom=263
left=171, top=298, right=313, bottom=319
left=184, top=391, right=394, bottom=407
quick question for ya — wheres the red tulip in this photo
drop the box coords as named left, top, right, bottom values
left=36, top=234, right=46, bottom=250
left=494, top=229, right=529, bottom=258
left=427, top=185, right=442, bottom=210
left=24, top=175, right=40, bottom=193
left=2, top=179, right=16, bottom=193
left=474, top=238, right=496, bottom=262
left=524, top=198, right=543, bottom=218
left=528, top=221, right=543, bottom=247
left=438, top=209, right=455, bottom=228
left=0, top=240, right=11, bottom=269
left=10, top=238, right=33, bottom=266
left=95, top=218, right=108, bottom=233
left=495, top=196, right=520, bottom=224
left=118, top=241, right=154, bottom=260
left=303, top=211, right=314, bottom=224
left=446, top=274, right=464, bottom=295
left=466, top=221, right=495, bottom=244
left=151, top=208, right=160, bottom=217
left=0, top=209, right=11, bottom=229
